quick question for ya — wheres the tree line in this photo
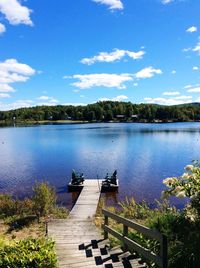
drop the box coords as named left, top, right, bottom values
left=0, top=101, right=200, bottom=123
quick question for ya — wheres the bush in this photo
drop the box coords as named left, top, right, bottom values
left=0, top=182, right=68, bottom=224
left=0, top=195, right=34, bottom=218
left=32, top=182, right=57, bottom=219
left=0, top=238, right=57, bottom=268
left=162, top=162, right=200, bottom=219
left=0, top=195, right=17, bottom=217
left=160, top=162, right=200, bottom=267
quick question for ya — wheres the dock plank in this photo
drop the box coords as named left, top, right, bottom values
left=48, top=180, right=144, bottom=268
left=48, top=180, right=103, bottom=268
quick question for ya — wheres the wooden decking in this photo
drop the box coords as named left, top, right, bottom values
left=48, top=180, right=146, bottom=268
left=70, top=180, right=102, bottom=219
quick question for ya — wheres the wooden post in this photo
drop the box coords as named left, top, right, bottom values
left=104, top=215, right=108, bottom=239
left=123, top=225, right=128, bottom=251
left=45, top=220, right=48, bottom=236
left=161, top=235, right=168, bottom=268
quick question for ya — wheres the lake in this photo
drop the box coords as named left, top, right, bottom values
left=0, top=122, right=200, bottom=208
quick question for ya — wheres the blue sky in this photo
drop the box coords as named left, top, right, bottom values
left=0, top=0, right=200, bottom=110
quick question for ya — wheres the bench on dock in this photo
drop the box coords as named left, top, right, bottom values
left=68, top=179, right=119, bottom=192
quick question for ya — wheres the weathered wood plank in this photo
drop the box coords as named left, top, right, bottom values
left=48, top=180, right=103, bottom=268
left=49, top=180, right=144, bottom=268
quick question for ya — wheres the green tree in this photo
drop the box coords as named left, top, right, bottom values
left=105, top=110, right=113, bottom=121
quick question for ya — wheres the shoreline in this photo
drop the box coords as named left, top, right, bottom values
left=1, top=119, right=200, bottom=127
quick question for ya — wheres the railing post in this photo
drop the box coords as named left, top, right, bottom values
left=104, top=214, right=108, bottom=239
left=123, top=225, right=128, bottom=251
left=161, top=235, right=168, bottom=268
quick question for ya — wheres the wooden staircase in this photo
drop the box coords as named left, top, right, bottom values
left=48, top=218, right=146, bottom=268
left=48, top=180, right=167, bottom=268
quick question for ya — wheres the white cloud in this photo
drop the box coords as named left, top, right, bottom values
left=67, top=66, right=162, bottom=89
left=0, top=22, right=6, bottom=34
left=63, top=102, right=86, bottom=106
left=171, top=70, right=176, bottom=74
left=0, top=59, right=35, bottom=84
left=186, top=26, right=197, bottom=33
left=37, top=102, right=57, bottom=106
left=49, top=99, right=59, bottom=104
left=38, top=95, right=50, bottom=101
left=163, top=91, right=180, bottom=96
left=0, top=99, right=33, bottom=111
left=0, top=59, right=35, bottom=95
left=161, top=0, right=174, bottom=4
left=144, top=96, right=192, bottom=106
left=182, top=48, right=191, bottom=52
left=37, top=96, right=58, bottom=103
left=183, top=41, right=200, bottom=55
left=193, top=66, right=199, bottom=70
left=187, top=87, right=200, bottom=93
left=134, top=66, right=162, bottom=79
left=0, top=0, right=33, bottom=26
left=127, top=50, right=145, bottom=59
left=111, top=95, right=128, bottom=101
left=81, top=49, right=145, bottom=65
left=184, top=85, right=192, bottom=89
left=175, top=95, right=192, bottom=100
left=0, top=93, right=10, bottom=98
left=133, top=83, right=138, bottom=87
left=193, top=42, right=200, bottom=55
left=99, top=95, right=128, bottom=102
left=0, top=59, right=35, bottom=101
left=0, top=84, right=15, bottom=92
left=184, top=84, right=200, bottom=89
left=70, top=73, right=133, bottom=89
left=92, top=0, right=123, bottom=10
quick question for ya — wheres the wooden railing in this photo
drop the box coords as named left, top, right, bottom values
left=102, top=209, right=168, bottom=268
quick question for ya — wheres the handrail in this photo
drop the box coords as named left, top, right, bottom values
left=102, top=209, right=168, bottom=268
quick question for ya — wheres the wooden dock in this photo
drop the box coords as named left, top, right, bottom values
left=48, top=180, right=147, bottom=268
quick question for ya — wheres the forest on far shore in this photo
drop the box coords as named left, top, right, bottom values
left=0, top=101, right=200, bottom=123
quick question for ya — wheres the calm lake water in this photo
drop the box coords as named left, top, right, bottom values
left=0, top=122, right=200, bottom=208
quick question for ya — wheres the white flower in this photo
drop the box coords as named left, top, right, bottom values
left=174, top=186, right=184, bottom=192
left=185, top=165, right=194, bottom=171
left=163, top=177, right=176, bottom=186
left=182, top=173, right=190, bottom=180
left=189, top=174, right=197, bottom=180
left=176, top=191, right=186, bottom=198
left=171, top=186, right=183, bottom=195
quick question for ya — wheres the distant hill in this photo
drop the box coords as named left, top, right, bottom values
left=176, top=102, right=200, bottom=107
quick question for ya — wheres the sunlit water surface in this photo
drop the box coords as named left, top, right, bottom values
left=0, top=123, right=200, bottom=208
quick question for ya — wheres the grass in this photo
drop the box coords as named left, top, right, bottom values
left=0, top=217, right=45, bottom=241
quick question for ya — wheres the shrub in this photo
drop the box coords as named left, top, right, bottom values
left=32, top=182, right=57, bottom=219
left=0, top=195, right=34, bottom=218
left=0, top=238, right=57, bottom=268
left=162, top=162, right=200, bottom=218
left=0, top=182, right=68, bottom=223
left=0, top=195, right=16, bottom=217
left=160, top=161, right=200, bottom=267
